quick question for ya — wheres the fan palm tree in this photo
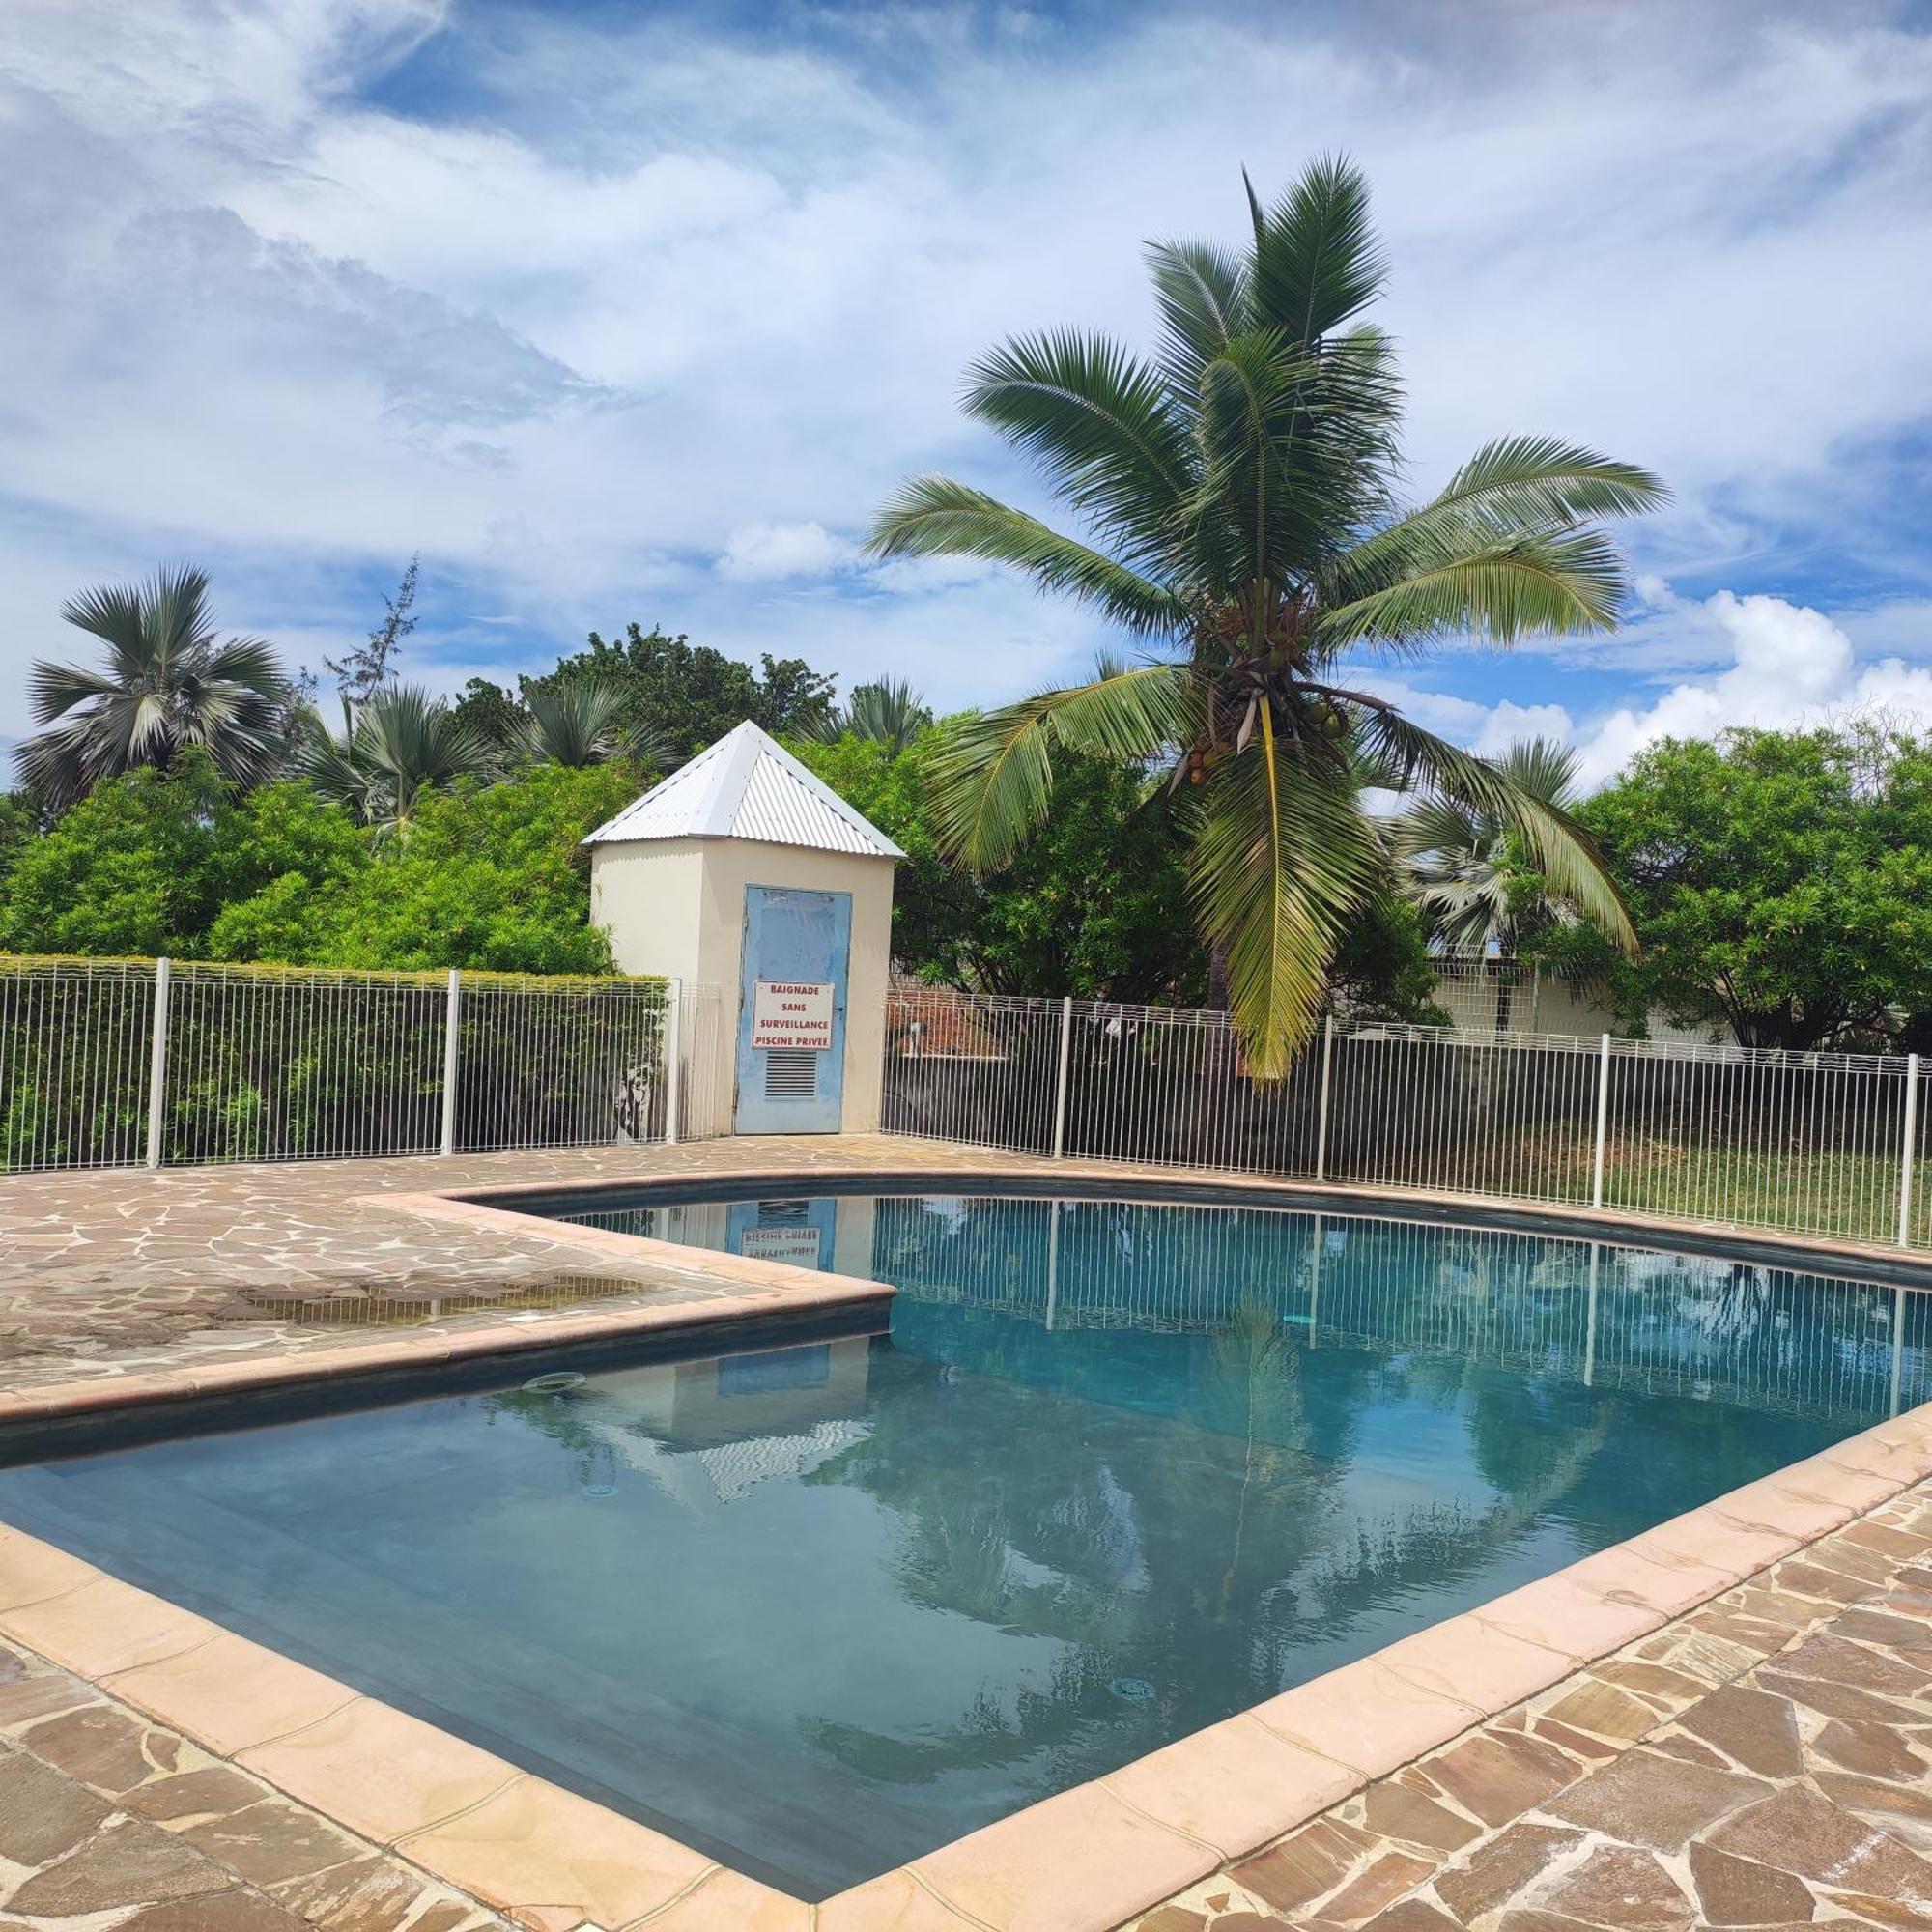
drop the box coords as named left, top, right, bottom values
left=296, top=686, right=491, bottom=835
left=506, top=678, right=665, bottom=770
left=1398, top=738, right=1580, bottom=939
left=18, top=566, right=289, bottom=805
left=803, top=678, right=934, bottom=755
left=867, top=158, right=1662, bottom=1073
left=1399, top=736, right=1583, bottom=1030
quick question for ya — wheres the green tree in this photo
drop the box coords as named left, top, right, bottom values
left=0, top=753, right=628, bottom=977
left=18, top=567, right=290, bottom=806
left=0, top=793, right=35, bottom=894
left=802, top=678, right=934, bottom=755
left=793, top=727, right=1204, bottom=1001
left=324, top=555, right=419, bottom=701
left=1568, top=723, right=1932, bottom=1051
left=459, top=624, right=838, bottom=764
left=794, top=724, right=1439, bottom=1013
left=506, top=679, right=664, bottom=770
left=272, top=762, right=639, bottom=974
left=1398, top=736, right=1583, bottom=1028
left=296, top=686, right=493, bottom=835
left=0, top=756, right=362, bottom=958
left=867, top=159, right=1659, bottom=1072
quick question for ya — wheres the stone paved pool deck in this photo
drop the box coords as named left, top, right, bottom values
left=3, top=1137, right=1931, bottom=1932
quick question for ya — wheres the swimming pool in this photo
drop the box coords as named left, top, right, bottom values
left=0, top=1189, right=1923, bottom=1897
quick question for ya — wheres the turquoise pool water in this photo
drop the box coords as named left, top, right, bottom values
left=0, top=1192, right=1923, bottom=1896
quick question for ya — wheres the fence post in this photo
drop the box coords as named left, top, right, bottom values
left=1314, top=1015, right=1336, bottom=1182
left=663, top=979, right=683, bottom=1147
left=144, top=956, right=171, bottom=1170
left=1050, top=996, right=1073, bottom=1158
left=1590, top=1033, right=1611, bottom=1208
left=1899, top=1053, right=1921, bottom=1249
left=439, top=969, right=461, bottom=1156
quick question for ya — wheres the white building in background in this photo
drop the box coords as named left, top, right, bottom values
left=583, top=721, right=902, bottom=1136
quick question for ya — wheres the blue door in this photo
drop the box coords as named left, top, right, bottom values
left=735, top=886, right=850, bottom=1133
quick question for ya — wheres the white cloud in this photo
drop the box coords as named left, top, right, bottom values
left=1553, top=589, right=1932, bottom=788
left=715, top=521, right=853, bottom=582
left=2, top=1, right=1931, bottom=745
left=1469, top=701, right=1577, bottom=760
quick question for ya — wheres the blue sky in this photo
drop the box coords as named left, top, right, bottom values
left=4, top=0, right=1931, bottom=786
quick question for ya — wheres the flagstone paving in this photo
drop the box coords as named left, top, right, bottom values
left=0, top=1135, right=1032, bottom=1398
left=1124, top=1489, right=1932, bottom=1932
left=0, top=1631, right=506, bottom=1931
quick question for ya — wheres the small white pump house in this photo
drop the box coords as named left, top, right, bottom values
left=583, top=722, right=902, bottom=1136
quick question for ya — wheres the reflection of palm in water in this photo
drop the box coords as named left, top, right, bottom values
left=490, top=1195, right=1898, bottom=1803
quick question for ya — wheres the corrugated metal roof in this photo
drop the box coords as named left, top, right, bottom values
left=582, top=720, right=903, bottom=859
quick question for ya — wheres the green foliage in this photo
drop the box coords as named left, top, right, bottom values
left=801, top=678, right=934, bottom=755
left=0, top=794, right=36, bottom=893
left=791, top=728, right=1207, bottom=1003
left=289, top=763, right=635, bottom=974
left=1557, top=724, right=1932, bottom=1050
left=869, top=157, right=1661, bottom=1072
left=456, top=623, right=837, bottom=762
left=0, top=755, right=634, bottom=977
left=0, top=755, right=234, bottom=955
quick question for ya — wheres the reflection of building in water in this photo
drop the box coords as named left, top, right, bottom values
left=870, top=1195, right=1929, bottom=1427
left=561, top=1336, right=877, bottom=1515
left=561, top=1193, right=879, bottom=1281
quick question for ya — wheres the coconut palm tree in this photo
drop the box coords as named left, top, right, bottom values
left=18, top=567, right=289, bottom=805
left=867, top=158, right=1662, bottom=1073
left=296, top=686, right=491, bottom=835
left=1398, top=736, right=1582, bottom=1028
left=505, top=678, right=665, bottom=770
left=803, top=678, right=934, bottom=755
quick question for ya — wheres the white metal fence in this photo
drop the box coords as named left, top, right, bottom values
left=0, top=956, right=730, bottom=1172
left=884, top=987, right=1932, bottom=1252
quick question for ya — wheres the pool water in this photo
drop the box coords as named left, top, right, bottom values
left=1, top=1192, right=1924, bottom=1897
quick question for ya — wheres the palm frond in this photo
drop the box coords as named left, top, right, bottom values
left=927, top=664, right=1194, bottom=871
left=865, top=476, right=1187, bottom=636
left=1332, top=440, right=1666, bottom=609
left=963, top=331, right=1196, bottom=568
left=1313, top=526, right=1633, bottom=653
left=1246, top=155, right=1388, bottom=346
left=1362, top=709, right=1635, bottom=952
left=509, top=678, right=640, bottom=768
left=17, top=567, right=290, bottom=802
left=1190, top=708, right=1385, bottom=1074
left=1144, top=238, right=1249, bottom=393
left=803, top=678, right=935, bottom=755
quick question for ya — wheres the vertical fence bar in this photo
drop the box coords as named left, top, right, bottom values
left=439, top=969, right=461, bottom=1157
left=1050, top=995, right=1073, bottom=1158
left=1314, top=1015, right=1336, bottom=1182
left=663, top=979, right=683, bottom=1146
left=1900, top=1054, right=1921, bottom=1248
left=1590, top=1033, right=1611, bottom=1208
left=144, top=956, right=171, bottom=1170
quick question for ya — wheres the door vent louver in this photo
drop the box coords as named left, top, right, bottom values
left=763, top=1050, right=817, bottom=1099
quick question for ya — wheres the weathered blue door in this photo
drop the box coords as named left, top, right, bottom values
left=734, top=886, right=850, bottom=1133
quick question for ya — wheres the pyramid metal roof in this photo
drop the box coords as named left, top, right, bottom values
left=582, top=719, right=904, bottom=859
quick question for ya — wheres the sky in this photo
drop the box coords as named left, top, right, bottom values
left=2, top=0, right=1930, bottom=789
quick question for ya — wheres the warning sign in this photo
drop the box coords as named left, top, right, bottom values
left=738, top=1225, right=826, bottom=1268
left=752, top=980, right=835, bottom=1052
